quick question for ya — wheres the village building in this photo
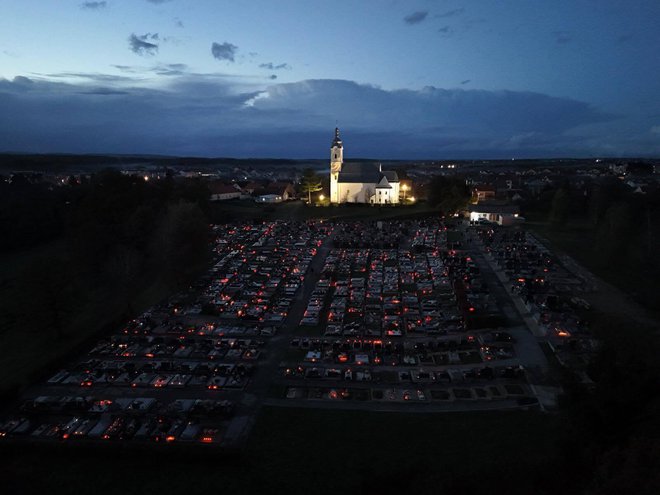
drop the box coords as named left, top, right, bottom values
left=209, top=182, right=241, bottom=201
left=467, top=203, right=521, bottom=226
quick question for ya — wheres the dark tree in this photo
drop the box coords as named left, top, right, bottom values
left=428, top=176, right=470, bottom=214
left=300, top=168, right=322, bottom=204
left=548, top=187, right=570, bottom=225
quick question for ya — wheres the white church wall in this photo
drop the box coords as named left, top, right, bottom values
left=390, top=182, right=400, bottom=204
left=338, top=182, right=371, bottom=203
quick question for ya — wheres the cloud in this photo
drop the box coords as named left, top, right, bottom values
left=146, top=0, right=172, bottom=4
left=436, top=8, right=465, bottom=18
left=404, top=11, right=428, bottom=25
left=259, top=62, right=291, bottom=70
left=80, top=88, right=130, bottom=96
left=211, top=42, right=238, bottom=62
left=110, top=63, right=189, bottom=76
left=174, top=17, right=184, bottom=28
left=12, top=76, right=34, bottom=85
left=0, top=76, right=625, bottom=159
left=438, top=25, right=453, bottom=37
left=129, top=33, right=159, bottom=56
left=164, top=63, right=187, bottom=71
left=616, top=34, right=632, bottom=44
left=153, top=63, right=188, bottom=76
left=112, top=64, right=140, bottom=73
left=80, top=1, right=107, bottom=9
left=553, top=31, right=572, bottom=44
left=650, top=126, right=660, bottom=135
left=460, top=80, right=471, bottom=85
left=32, top=71, right=138, bottom=83
left=269, top=75, right=277, bottom=80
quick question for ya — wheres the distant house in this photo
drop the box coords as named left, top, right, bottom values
left=255, top=194, right=283, bottom=203
left=472, top=185, right=496, bottom=202
left=242, top=181, right=263, bottom=195
left=210, top=182, right=241, bottom=201
left=263, top=182, right=296, bottom=200
left=467, top=203, right=521, bottom=226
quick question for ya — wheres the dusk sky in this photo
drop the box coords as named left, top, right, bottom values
left=1, top=0, right=659, bottom=159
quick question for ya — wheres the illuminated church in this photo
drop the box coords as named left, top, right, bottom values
left=329, top=128, right=400, bottom=204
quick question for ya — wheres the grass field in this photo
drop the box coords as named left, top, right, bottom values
left=209, top=199, right=439, bottom=223
left=3, top=406, right=565, bottom=495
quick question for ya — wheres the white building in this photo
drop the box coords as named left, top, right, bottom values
left=255, top=194, right=283, bottom=203
left=329, top=128, right=400, bottom=204
left=467, top=204, right=521, bottom=226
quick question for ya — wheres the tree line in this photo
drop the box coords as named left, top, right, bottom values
left=0, top=170, right=211, bottom=351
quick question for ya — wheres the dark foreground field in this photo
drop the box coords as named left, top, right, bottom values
left=208, top=198, right=439, bottom=223
left=2, top=407, right=563, bottom=495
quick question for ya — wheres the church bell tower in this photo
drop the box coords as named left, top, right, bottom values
left=330, top=127, right=343, bottom=203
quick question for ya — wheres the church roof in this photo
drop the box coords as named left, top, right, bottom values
left=337, top=162, right=399, bottom=184
left=382, top=170, right=399, bottom=182
left=375, top=176, right=392, bottom=189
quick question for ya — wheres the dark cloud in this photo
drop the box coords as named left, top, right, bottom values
left=436, top=8, right=465, bottom=18
left=404, top=11, right=428, bottom=25
left=259, top=62, right=291, bottom=70
left=112, top=64, right=140, bottom=73
left=13, top=76, right=34, bottom=85
left=153, top=63, right=188, bottom=76
left=129, top=33, right=159, bottom=56
left=269, top=75, right=277, bottom=80
left=460, top=80, right=471, bottom=85
left=111, top=63, right=189, bottom=76
left=80, top=1, right=107, bottom=9
left=80, top=88, right=130, bottom=96
left=211, top=42, right=238, bottom=62
left=165, top=63, right=187, bottom=71
left=33, top=72, right=137, bottom=83
left=438, top=25, right=453, bottom=37
left=174, top=17, right=184, bottom=28
left=553, top=31, right=572, bottom=44
left=0, top=76, right=624, bottom=159
left=146, top=0, right=172, bottom=4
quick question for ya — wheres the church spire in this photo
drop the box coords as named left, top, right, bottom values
left=332, top=127, right=343, bottom=148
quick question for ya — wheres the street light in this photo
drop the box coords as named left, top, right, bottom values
left=401, top=184, right=408, bottom=201
left=319, top=194, right=325, bottom=201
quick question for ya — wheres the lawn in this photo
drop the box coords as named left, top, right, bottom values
left=209, top=199, right=440, bottom=224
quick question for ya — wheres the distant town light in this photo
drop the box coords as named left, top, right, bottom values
left=143, top=175, right=149, bottom=181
